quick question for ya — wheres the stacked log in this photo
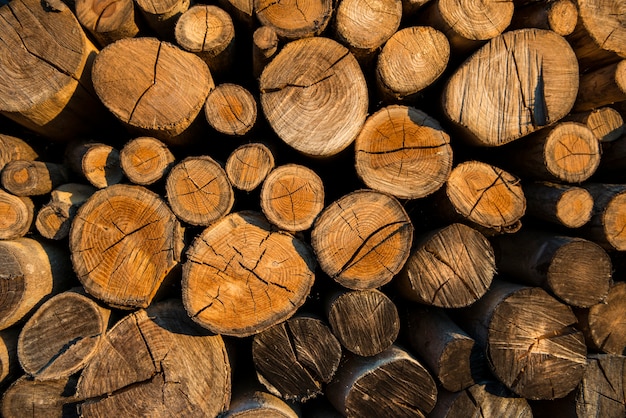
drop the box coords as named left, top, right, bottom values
left=1, top=0, right=626, bottom=416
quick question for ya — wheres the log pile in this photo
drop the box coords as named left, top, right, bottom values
left=0, top=0, right=626, bottom=416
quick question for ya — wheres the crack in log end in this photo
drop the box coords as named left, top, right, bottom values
left=128, top=42, right=161, bottom=124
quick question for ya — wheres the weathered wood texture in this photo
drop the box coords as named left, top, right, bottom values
left=1, top=375, right=78, bottom=418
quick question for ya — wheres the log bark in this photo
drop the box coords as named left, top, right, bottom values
left=75, top=0, right=142, bottom=47
left=92, top=37, right=213, bottom=145
left=204, top=83, right=257, bottom=136
left=458, top=280, right=587, bottom=400
left=252, top=26, right=279, bottom=79
left=252, top=315, right=342, bottom=401
left=0, top=190, right=33, bottom=240
left=35, top=183, right=96, bottom=240
left=119, top=136, right=175, bottom=186
left=430, top=381, right=533, bottom=418
left=578, top=183, right=626, bottom=251
left=65, top=141, right=124, bottom=189
left=375, top=26, right=449, bottom=102
left=406, top=306, right=480, bottom=392
left=523, top=181, right=594, bottom=228
left=442, top=29, right=579, bottom=146
left=260, top=164, right=324, bottom=232
left=254, top=0, right=333, bottom=40
left=175, top=5, right=236, bottom=76
left=223, top=390, right=299, bottom=417
left=0, top=0, right=108, bottom=141
left=326, top=289, right=399, bottom=357
left=17, top=288, right=110, bottom=380
left=574, top=60, right=626, bottom=112
left=0, top=328, right=19, bottom=388
left=165, top=156, right=234, bottom=226
left=326, top=345, right=437, bottom=417
left=225, top=143, right=275, bottom=191
left=311, top=189, right=413, bottom=290
left=1, top=160, right=69, bottom=197
left=508, top=0, right=578, bottom=36
left=492, top=230, right=612, bottom=308
left=134, top=0, right=189, bottom=40
left=438, top=161, right=526, bottom=234
left=259, top=37, right=368, bottom=157
left=75, top=299, right=231, bottom=417
left=0, top=238, right=73, bottom=331
left=182, top=211, right=316, bottom=337
left=566, top=106, right=625, bottom=142
left=333, top=0, right=402, bottom=62
left=1, top=375, right=78, bottom=418
left=576, top=282, right=626, bottom=355
left=396, top=223, right=496, bottom=308
left=0, top=134, right=38, bottom=172
left=69, top=184, right=184, bottom=309
left=354, top=105, right=452, bottom=199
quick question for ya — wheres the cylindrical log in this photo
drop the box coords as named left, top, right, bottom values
left=415, top=0, right=514, bottom=55
left=218, top=0, right=254, bottom=27
left=0, top=190, right=33, bottom=240
left=376, top=26, right=450, bottom=102
left=35, top=183, right=96, bottom=240
left=578, top=183, right=626, bottom=251
left=492, top=230, right=612, bottom=308
left=354, top=105, right=453, bottom=199
left=76, top=299, right=231, bottom=417
left=92, top=37, right=214, bottom=145
left=0, top=238, right=73, bottom=331
left=252, top=315, right=342, bottom=401
left=574, top=60, right=626, bottom=112
left=119, top=136, right=175, bottom=186
left=69, top=184, right=184, bottom=309
left=576, top=282, right=626, bottom=355
left=259, top=37, right=368, bottom=157
left=326, top=345, right=437, bottom=417
left=406, top=307, right=478, bottom=392
left=75, top=0, right=142, bottom=47
left=597, top=134, right=626, bottom=181
left=225, top=143, right=275, bottom=191
left=254, top=0, right=333, bottom=40
left=326, top=289, right=399, bottom=357
left=396, top=223, right=495, bottom=308
left=311, top=189, right=413, bottom=290
left=223, top=391, right=299, bottom=417
left=0, top=134, right=38, bottom=171
left=17, top=288, right=110, bottom=381
left=260, top=164, right=324, bottom=232
left=252, top=26, right=279, bottom=79
left=134, top=0, right=189, bottom=40
left=65, top=141, right=124, bottom=189
left=438, top=161, right=526, bottom=234
left=442, top=29, right=579, bottom=146
left=523, top=181, right=594, bottom=228
left=430, top=381, right=533, bottom=418
left=204, top=83, right=258, bottom=136
left=333, top=0, right=402, bottom=62
left=1, top=375, right=78, bottom=418
left=458, top=280, right=587, bottom=400
left=1, top=160, right=69, bottom=197
left=566, top=106, right=625, bottom=142
left=175, top=5, right=236, bottom=76
left=165, top=156, right=234, bottom=226
left=508, top=0, right=578, bottom=36
left=500, top=121, right=600, bottom=183
left=567, top=0, right=626, bottom=71
left=0, top=328, right=20, bottom=388
left=182, top=211, right=316, bottom=337
left=0, top=0, right=108, bottom=140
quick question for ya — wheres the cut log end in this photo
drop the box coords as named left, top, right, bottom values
left=225, top=143, right=275, bottom=191
left=254, top=0, right=333, bottom=39
left=204, top=84, right=257, bottom=136
left=0, top=190, right=33, bottom=240
left=579, top=282, right=626, bottom=355
left=120, top=136, right=175, bottom=186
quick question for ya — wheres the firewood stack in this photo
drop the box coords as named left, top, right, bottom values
left=1, top=0, right=626, bottom=415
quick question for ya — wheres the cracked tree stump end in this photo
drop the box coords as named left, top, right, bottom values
left=355, top=105, right=452, bottom=200
left=225, top=143, right=275, bottom=192
left=75, top=0, right=141, bottom=47
left=252, top=315, right=341, bottom=401
left=260, top=163, right=324, bottom=232
left=254, top=0, right=333, bottom=40
left=458, top=280, right=587, bottom=400
left=165, top=155, right=234, bottom=226
left=17, top=288, right=110, bottom=381
left=65, top=141, right=124, bottom=189
left=0, top=190, right=33, bottom=240
left=252, top=26, right=279, bottom=78
left=120, top=137, right=175, bottom=186
left=1, top=375, right=78, bottom=418
left=69, top=184, right=184, bottom=309
left=567, top=106, right=625, bottom=143
left=1, top=160, right=69, bottom=197
left=182, top=211, right=316, bottom=337
left=396, top=223, right=495, bottom=308
left=36, top=183, right=96, bottom=241
left=259, top=37, right=368, bottom=157
left=76, top=299, right=231, bottom=417
left=523, top=181, right=594, bottom=228
left=442, top=29, right=579, bottom=146
left=204, top=83, right=257, bottom=136
left=578, top=183, right=626, bottom=251
left=311, top=189, right=413, bottom=290
left=92, top=37, right=213, bottom=145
